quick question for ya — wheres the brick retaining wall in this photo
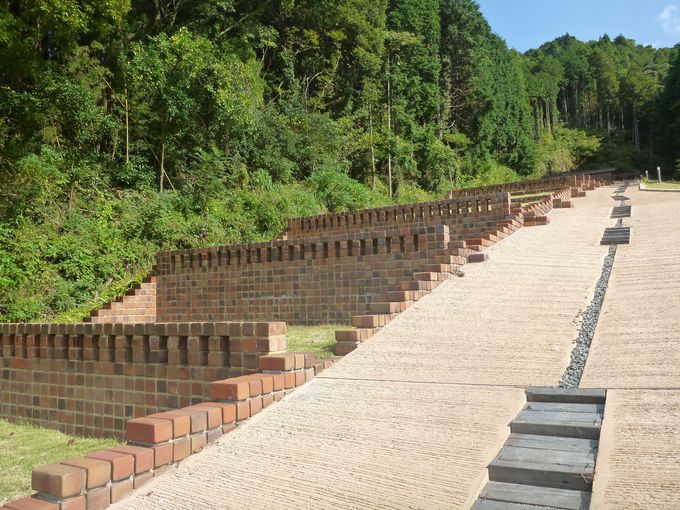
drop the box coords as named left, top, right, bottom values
left=0, top=321, right=285, bottom=438
left=155, top=223, right=464, bottom=325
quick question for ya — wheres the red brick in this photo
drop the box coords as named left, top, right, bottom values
left=294, top=370, right=305, bottom=387
left=190, top=432, right=207, bottom=453
left=85, top=486, right=110, bottom=510
left=126, top=417, right=172, bottom=444
left=235, top=401, right=250, bottom=421
left=270, top=373, right=285, bottom=391
left=109, top=445, right=153, bottom=474
left=209, top=377, right=250, bottom=401
left=172, top=437, right=191, bottom=461
left=167, top=408, right=207, bottom=433
left=57, top=496, right=86, bottom=510
left=193, top=402, right=236, bottom=425
left=4, top=497, right=59, bottom=510
left=151, top=442, right=173, bottom=467
left=249, top=374, right=274, bottom=394
left=183, top=405, right=221, bottom=429
left=133, top=471, right=153, bottom=489
left=249, top=397, right=263, bottom=416
left=86, top=450, right=134, bottom=482
left=258, top=354, right=294, bottom=371
left=110, top=478, right=133, bottom=503
left=60, top=457, right=110, bottom=489
left=206, top=427, right=222, bottom=444
left=32, top=464, right=85, bottom=499
left=146, top=411, right=191, bottom=438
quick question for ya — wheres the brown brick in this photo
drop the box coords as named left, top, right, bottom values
left=86, top=450, right=134, bottom=482
left=209, top=377, right=250, bottom=401
left=235, top=401, right=250, bottom=421
left=167, top=408, right=207, bottom=433
left=57, top=495, right=86, bottom=510
left=249, top=396, right=263, bottom=416
left=32, top=464, right=85, bottom=499
left=126, top=417, right=172, bottom=444
left=60, top=457, right=110, bottom=489
left=206, top=427, right=223, bottom=444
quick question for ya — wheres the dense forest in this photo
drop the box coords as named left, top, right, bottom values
left=0, top=0, right=679, bottom=322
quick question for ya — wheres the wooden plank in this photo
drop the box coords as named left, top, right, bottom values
left=510, top=420, right=601, bottom=439
left=480, top=481, right=591, bottom=510
left=515, top=410, right=602, bottom=424
left=472, top=500, right=556, bottom=510
left=526, top=387, right=605, bottom=404
left=506, top=433, right=598, bottom=453
left=496, top=446, right=595, bottom=470
left=488, top=460, right=594, bottom=491
left=526, top=402, right=604, bottom=413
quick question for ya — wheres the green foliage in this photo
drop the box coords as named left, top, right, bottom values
left=0, top=0, right=677, bottom=321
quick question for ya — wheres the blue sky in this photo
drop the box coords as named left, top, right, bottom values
left=476, top=0, right=680, bottom=52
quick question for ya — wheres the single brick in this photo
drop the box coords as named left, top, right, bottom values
left=4, top=497, right=59, bottom=510
left=249, top=396, right=263, bottom=416
left=32, top=464, right=85, bottom=499
left=56, top=495, right=86, bottom=510
left=85, top=451, right=134, bottom=482
left=168, top=408, right=207, bottom=434
left=109, top=446, right=153, bottom=474
left=183, top=405, right=222, bottom=429
left=151, top=442, right=173, bottom=468
left=61, top=458, right=110, bottom=489
left=249, top=374, right=274, bottom=394
left=85, top=485, right=110, bottom=510
left=193, top=402, right=236, bottom=425
left=126, top=417, right=173, bottom=444
left=235, top=401, right=250, bottom=421
left=146, top=411, right=191, bottom=438
left=210, top=377, right=250, bottom=401
left=133, top=471, right=153, bottom=489
left=172, top=436, right=191, bottom=462
left=110, top=478, right=134, bottom=503
left=258, top=354, right=295, bottom=371
left=206, top=427, right=223, bottom=444
left=190, top=432, right=207, bottom=453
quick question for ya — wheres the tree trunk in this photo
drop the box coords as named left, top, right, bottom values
left=159, top=141, right=165, bottom=192
left=124, top=88, right=130, bottom=164
left=368, top=102, right=377, bottom=190
left=387, top=54, right=393, bottom=198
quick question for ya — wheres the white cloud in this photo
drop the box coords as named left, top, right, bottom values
left=659, top=5, right=680, bottom=37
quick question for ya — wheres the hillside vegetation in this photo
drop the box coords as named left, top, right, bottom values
left=0, top=1, right=678, bottom=322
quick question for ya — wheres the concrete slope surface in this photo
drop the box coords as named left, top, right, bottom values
left=114, top=186, right=615, bottom=510
left=582, top=187, right=680, bottom=509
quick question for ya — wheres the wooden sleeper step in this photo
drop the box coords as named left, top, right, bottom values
left=476, top=481, right=591, bottom=510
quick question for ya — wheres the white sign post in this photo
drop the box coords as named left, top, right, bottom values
left=657, top=166, right=662, bottom=183
left=646, top=170, right=649, bottom=181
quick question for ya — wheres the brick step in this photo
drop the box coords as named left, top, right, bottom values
left=466, top=245, right=484, bottom=253
left=480, top=233, right=499, bottom=243
left=369, top=301, right=410, bottom=314
left=433, top=255, right=466, bottom=265
left=384, top=290, right=428, bottom=302
left=423, top=264, right=455, bottom=273
left=466, top=238, right=492, bottom=247
left=335, top=328, right=377, bottom=342
left=351, top=314, right=396, bottom=328
left=412, top=272, right=449, bottom=282
left=400, top=280, right=440, bottom=291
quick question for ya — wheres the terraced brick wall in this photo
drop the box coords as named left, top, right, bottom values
left=281, top=192, right=510, bottom=240
left=0, top=321, right=285, bottom=438
left=155, top=223, right=461, bottom=324
left=448, top=174, right=612, bottom=199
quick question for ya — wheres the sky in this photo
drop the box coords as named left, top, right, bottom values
left=476, top=0, right=680, bottom=52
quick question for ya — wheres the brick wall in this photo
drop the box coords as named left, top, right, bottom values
left=88, top=276, right=157, bottom=324
left=0, top=321, right=285, bottom=438
left=155, top=222, right=470, bottom=325
left=447, top=174, right=610, bottom=199
left=281, top=192, right=511, bottom=240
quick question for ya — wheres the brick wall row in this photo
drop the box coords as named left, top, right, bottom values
left=281, top=192, right=511, bottom=240
left=448, top=174, right=612, bottom=199
left=0, top=321, right=285, bottom=438
left=155, top=224, right=460, bottom=324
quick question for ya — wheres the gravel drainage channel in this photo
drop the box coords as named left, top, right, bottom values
left=559, top=220, right=623, bottom=388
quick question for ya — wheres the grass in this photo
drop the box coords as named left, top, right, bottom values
left=641, top=180, right=680, bottom=190
left=0, top=420, right=119, bottom=503
left=286, top=324, right=341, bottom=359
